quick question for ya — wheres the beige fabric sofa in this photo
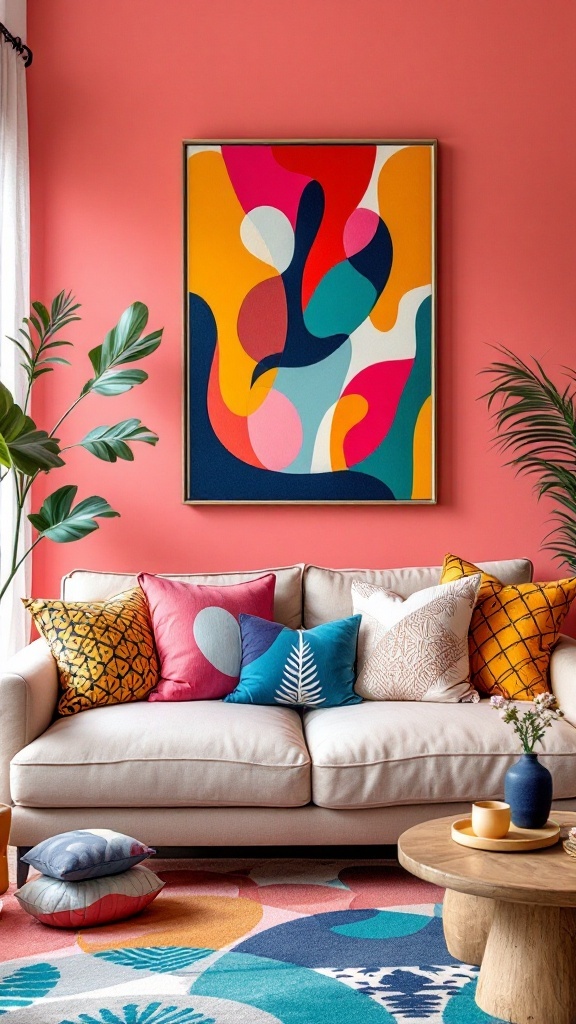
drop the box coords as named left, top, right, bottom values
left=3, top=558, right=576, bottom=887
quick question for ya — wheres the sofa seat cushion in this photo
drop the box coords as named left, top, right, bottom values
left=303, top=701, right=576, bottom=809
left=11, top=702, right=311, bottom=808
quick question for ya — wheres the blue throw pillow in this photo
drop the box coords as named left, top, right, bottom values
left=22, top=829, right=155, bottom=881
left=224, top=613, right=362, bottom=708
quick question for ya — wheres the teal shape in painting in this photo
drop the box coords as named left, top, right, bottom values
left=304, top=262, right=377, bottom=339
left=332, top=910, right=432, bottom=939
left=355, top=294, right=432, bottom=498
left=191, top=951, right=395, bottom=1023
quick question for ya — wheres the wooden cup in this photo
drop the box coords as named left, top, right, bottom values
left=0, top=804, right=11, bottom=894
left=472, top=800, right=511, bottom=839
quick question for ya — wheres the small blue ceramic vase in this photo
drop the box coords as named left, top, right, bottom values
left=504, top=753, right=552, bottom=829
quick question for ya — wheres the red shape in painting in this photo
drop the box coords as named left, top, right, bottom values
left=342, top=358, right=413, bottom=466
left=273, top=145, right=377, bottom=306
left=222, top=145, right=311, bottom=229
left=207, top=348, right=265, bottom=469
left=238, top=277, right=288, bottom=363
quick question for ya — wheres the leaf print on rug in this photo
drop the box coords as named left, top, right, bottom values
left=276, top=633, right=325, bottom=707
left=0, top=962, right=59, bottom=1014
left=59, top=1003, right=215, bottom=1024
left=95, top=947, right=214, bottom=973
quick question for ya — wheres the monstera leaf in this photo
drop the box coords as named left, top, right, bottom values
left=80, top=418, right=159, bottom=461
left=28, top=484, right=119, bottom=542
left=0, top=382, right=63, bottom=475
left=82, top=302, right=162, bottom=396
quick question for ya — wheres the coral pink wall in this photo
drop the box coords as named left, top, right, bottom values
left=27, top=0, right=576, bottom=599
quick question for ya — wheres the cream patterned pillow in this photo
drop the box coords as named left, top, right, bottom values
left=352, top=574, right=481, bottom=702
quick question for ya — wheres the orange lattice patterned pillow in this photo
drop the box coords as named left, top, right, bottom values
left=24, top=587, right=159, bottom=715
left=440, top=554, right=576, bottom=700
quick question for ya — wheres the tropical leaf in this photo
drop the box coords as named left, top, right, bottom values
left=80, top=418, right=159, bottom=462
left=9, top=291, right=81, bottom=395
left=59, top=1002, right=215, bottom=1024
left=0, top=961, right=60, bottom=1013
left=28, top=484, right=119, bottom=542
left=95, top=947, right=213, bottom=973
left=482, top=346, right=576, bottom=572
left=84, top=302, right=162, bottom=396
left=275, top=633, right=325, bottom=707
left=86, top=368, right=149, bottom=396
left=0, top=381, right=63, bottom=475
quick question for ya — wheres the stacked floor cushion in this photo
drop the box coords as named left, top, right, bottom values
left=15, top=829, right=164, bottom=927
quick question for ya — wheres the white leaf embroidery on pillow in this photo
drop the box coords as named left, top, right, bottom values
left=275, top=632, right=325, bottom=707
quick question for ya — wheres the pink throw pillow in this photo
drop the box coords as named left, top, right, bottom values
left=138, top=572, right=276, bottom=701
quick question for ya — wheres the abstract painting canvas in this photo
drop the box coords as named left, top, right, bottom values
left=184, top=140, right=436, bottom=503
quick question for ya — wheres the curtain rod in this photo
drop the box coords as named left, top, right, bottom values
left=0, top=21, right=33, bottom=66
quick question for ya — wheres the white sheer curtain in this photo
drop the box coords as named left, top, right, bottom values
left=0, top=0, right=30, bottom=660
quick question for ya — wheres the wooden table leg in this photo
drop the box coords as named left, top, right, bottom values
left=476, top=900, right=576, bottom=1024
left=442, top=889, right=494, bottom=965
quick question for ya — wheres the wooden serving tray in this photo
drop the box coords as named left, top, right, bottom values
left=451, top=818, right=560, bottom=852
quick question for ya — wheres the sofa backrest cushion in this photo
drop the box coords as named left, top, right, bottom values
left=302, top=558, right=534, bottom=628
left=62, top=565, right=303, bottom=628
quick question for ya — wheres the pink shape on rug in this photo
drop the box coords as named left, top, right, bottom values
left=240, top=901, right=312, bottom=938
left=248, top=390, right=303, bottom=471
left=343, top=208, right=380, bottom=258
left=342, top=358, right=413, bottom=466
left=222, top=145, right=311, bottom=229
left=339, top=866, right=444, bottom=909
left=0, top=883, right=77, bottom=958
left=241, top=882, right=354, bottom=913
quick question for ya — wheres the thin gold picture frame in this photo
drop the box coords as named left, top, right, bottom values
left=183, top=138, right=437, bottom=505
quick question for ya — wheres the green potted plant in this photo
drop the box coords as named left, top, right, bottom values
left=1, top=292, right=162, bottom=604
left=482, top=346, right=576, bottom=572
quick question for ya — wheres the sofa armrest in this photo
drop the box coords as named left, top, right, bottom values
left=0, top=639, right=58, bottom=804
left=550, top=634, right=576, bottom=727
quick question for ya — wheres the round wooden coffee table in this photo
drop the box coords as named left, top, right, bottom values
left=398, top=812, right=576, bottom=1024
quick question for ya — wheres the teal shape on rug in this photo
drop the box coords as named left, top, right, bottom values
left=0, top=962, right=59, bottom=1013
left=332, top=910, right=432, bottom=938
left=95, top=947, right=214, bottom=974
left=191, top=951, right=395, bottom=1022
left=443, top=978, right=504, bottom=1022
left=59, top=1003, right=215, bottom=1024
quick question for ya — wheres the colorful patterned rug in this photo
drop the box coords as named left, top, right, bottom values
left=0, top=858, right=503, bottom=1023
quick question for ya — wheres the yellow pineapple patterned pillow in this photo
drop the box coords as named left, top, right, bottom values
left=441, top=554, right=576, bottom=700
left=24, top=587, right=159, bottom=716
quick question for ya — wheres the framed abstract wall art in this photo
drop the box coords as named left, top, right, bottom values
left=184, top=139, right=436, bottom=503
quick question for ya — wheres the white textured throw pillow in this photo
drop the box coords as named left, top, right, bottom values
left=352, top=574, right=481, bottom=702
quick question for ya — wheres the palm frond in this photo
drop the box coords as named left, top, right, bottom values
left=482, top=346, right=576, bottom=572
